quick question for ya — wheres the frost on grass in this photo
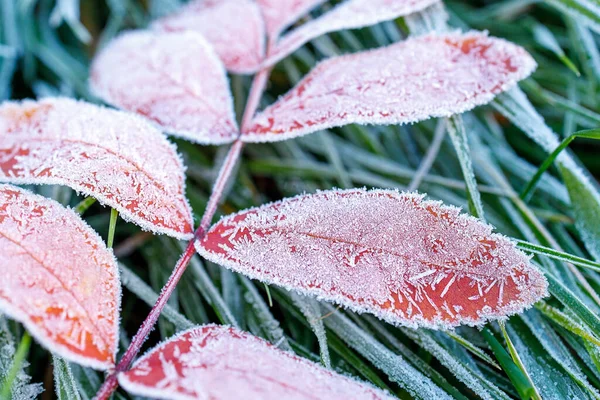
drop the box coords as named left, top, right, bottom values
left=256, top=0, right=326, bottom=41
left=0, top=318, right=43, bottom=400
left=153, top=0, right=265, bottom=74
left=118, top=324, right=394, bottom=400
left=0, top=97, right=194, bottom=239
left=196, top=189, right=548, bottom=329
left=264, top=0, right=440, bottom=67
left=244, top=31, right=536, bottom=143
left=0, top=185, right=120, bottom=369
left=90, top=30, right=238, bottom=146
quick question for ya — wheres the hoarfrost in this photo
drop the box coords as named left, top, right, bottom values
left=256, top=0, right=326, bottom=41
left=0, top=184, right=120, bottom=370
left=196, top=188, right=548, bottom=329
left=0, top=97, right=194, bottom=239
left=118, top=324, right=394, bottom=400
left=90, top=30, right=238, bottom=146
left=265, top=0, right=440, bottom=67
left=245, top=31, right=536, bottom=143
left=153, top=0, right=265, bottom=74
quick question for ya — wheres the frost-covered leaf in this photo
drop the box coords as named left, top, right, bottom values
left=0, top=184, right=120, bottom=369
left=0, top=97, right=194, bottom=239
left=245, top=31, right=536, bottom=143
left=256, top=0, right=326, bottom=41
left=53, top=356, right=81, bottom=400
left=265, top=0, right=440, bottom=67
left=197, top=188, right=548, bottom=329
left=118, top=324, right=393, bottom=400
left=153, top=0, right=265, bottom=74
left=90, top=30, right=238, bottom=146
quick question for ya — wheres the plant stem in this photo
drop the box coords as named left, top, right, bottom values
left=107, top=209, right=118, bottom=248
left=94, top=64, right=272, bottom=400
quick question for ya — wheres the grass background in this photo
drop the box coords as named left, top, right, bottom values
left=3, top=0, right=600, bottom=399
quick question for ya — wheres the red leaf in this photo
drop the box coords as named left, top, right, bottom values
left=0, top=184, right=120, bottom=369
left=257, top=0, right=326, bottom=41
left=244, top=31, right=536, bottom=143
left=0, top=98, right=193, bottom=239
left=90, top=30, right=238, bottom=145
left=153, top=0, right=265, bottom=74
left=119, top=324, right=394, bottom=400
left=196, top=189, right=548, bottom=329
left=265, top=0, right=439, bottom=67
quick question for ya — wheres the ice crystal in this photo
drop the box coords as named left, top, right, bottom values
left=0, top=97, right=194, bottom=239
left=153, top=0, right=265, bottom=74
left=0, top=184, right=120, bottom=369
left=90, top=30, right=238, bottom=146
left=119, top=324, right=394, bottom=400
left=256, top=0, right=326, bottom=41
left=196, top=188, right=548, bottom=329
left=244, top=31, right=536, bottom=143
left=265, top=0, right=440, bottom=67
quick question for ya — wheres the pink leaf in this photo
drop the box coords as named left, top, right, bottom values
left=244, top=31, right=536, bottom=143
left=264, top=0, right=440, bottom=67
left=90, top=30, right=238, bottom=145
left=153, top=0, right=265, bottom=74
left=119, top=324, right=394, bottom=400
left=0, top=184, right=120, bottom=369
left=196, top=189, right=548, bottom=329
left=257, top=0, right=326, bottom=41
left=0, top=98, right=194, bottom=239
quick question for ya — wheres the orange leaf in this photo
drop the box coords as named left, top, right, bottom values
left=244, top=31, right=536, bottom=143
left=196, top=189, right=547, bottom=329
left=0, top=184, right=120, bottom=369
left=119, top=324, right=394, bottom=400
left=265, top=0, right=440, bottom=67
left=0, top=98, right=193, bottom=239
left=90, top=30, right=238, bottom=145
left=153, top=0, right=265, bottom=74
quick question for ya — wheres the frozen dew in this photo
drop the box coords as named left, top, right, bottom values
left=0, top=184, right=120, bottom=370
left=265, top=0, right=440, bottom=67
left=0, top=97, right=194, bottom=239
left=90, top=30, right=238, bottom=146
left=245, top=31, right=537, bottom=143
left=153, top=0, right=265, bottom=74
left=256, top=0, right=327, bottom=41
left=196, top=189, right=548, bottom=329
left=118, top=324, right=394, bottom=400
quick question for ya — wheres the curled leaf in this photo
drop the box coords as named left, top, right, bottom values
left=90, top=30, right=238, bottom=145
left=197, top=189, right=548, bottom=329
left=153, top=0, right=265, bottom=74
left=119, top=324, right=394, bottom=400
left=0, top=98, right=193, bottom=239
left=244, top=31, right=536, bottom=143
left=0, top=184, right=120, bottom=369
left=257, top=0, right=326, bottom=41
left=265, top=0, right=440, bottom=67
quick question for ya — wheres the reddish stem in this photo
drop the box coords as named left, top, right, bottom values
left=94, top=64, right=271, bottom=400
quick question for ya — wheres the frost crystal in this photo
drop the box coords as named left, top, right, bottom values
left=0, top=184, right=120, bottom=369
left=0, top=97, right=194, bottom=239
left=119, top=324, right=394, bottom=400
left=196, top=189, right=548, bottom=329
left=256, top=0, right=326, bottom=41
left=90, top=30, right=238, bottom=146
left=153, top=0, right=265, bottom=74
left=244, top=31, right=536, bottom=143
left=265, top=0, right=440, bottom=67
